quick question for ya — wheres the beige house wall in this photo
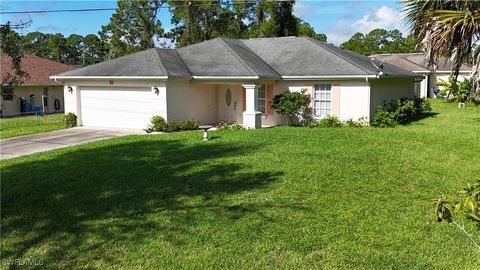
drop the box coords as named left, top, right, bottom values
left=1, top=85, right=64, bottom=116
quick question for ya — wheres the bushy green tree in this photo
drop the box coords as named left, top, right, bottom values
left=100, top=0, right=166, bottom=59
left=271, top=90, right=309, bottom=125
left=1, top=22, right=29, bottom=88
left=341, top=28, right=419, bottom=55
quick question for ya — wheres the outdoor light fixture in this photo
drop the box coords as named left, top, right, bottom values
left=153, top=87, right=159, bottom=95
left=67, top=86, right=73, bottom=93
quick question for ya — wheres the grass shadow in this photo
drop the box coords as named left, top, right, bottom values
left=400, top=112, right=439, bottom=125
left=1, top=137, right=283, bottom=268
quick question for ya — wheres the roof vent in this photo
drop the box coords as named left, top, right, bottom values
left=370, top=58, right=384, bottom=76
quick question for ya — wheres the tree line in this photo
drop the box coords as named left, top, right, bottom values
left=8, top=0, right=327, bottom=66
left=5, top=0, right=421, bottom=68
left=341, top=29, right=420, bottom=56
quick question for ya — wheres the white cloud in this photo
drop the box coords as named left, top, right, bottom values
left=294, top=2, right=314, bottom=18
left=352, top=6, right=403, bottom=33
left=325, top=5, right=407, bottom=46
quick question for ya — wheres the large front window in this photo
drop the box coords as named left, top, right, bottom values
left=313, top=83, right=331, bottom=118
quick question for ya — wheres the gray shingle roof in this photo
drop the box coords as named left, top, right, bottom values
left=55, top=48, right=191, bottom=78
left=176, top=38, right=279, bottom=77
left=369, top=53, right=472, bottom=73
left=54, top=37, right=419, bottom=79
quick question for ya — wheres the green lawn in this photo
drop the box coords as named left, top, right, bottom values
left=1, top=101, right=479, bottom=269
left=0, top=114, right=64, bottom=139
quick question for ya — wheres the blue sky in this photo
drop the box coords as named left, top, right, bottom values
left=0, top=0, right=407, bottom=46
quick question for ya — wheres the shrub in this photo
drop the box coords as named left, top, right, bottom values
left=217, top=121, right=245, bottom=131
left=165, top=120, right=177, bottom=132
left=317, top=115, right=343, bottom=127
left=371, top=106, right=397, bottom=128
left=271, top=90, right=309, bottom=126
left=344, top=117, right=369, bottom=128
left=150, top=115, right=168, bottom=132
left=63, top=112, right=77, bottom=128
left=434, top=179, right=480, bottom=250
left=437, top=76, right=476, bottom=103
left=178, top=119, right=200, bottom=131
left=372, top=97, right=432, bottom=127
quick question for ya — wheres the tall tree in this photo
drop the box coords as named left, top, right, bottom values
left=22, top=31, right=50, bottom=58
left=46, top=33, right=67, bottom=62
left=65, top=34, right=83, bottom=65
left=1, top=22, right=29, bottom=89
left=168, top=0, right=227, bottom=47
left=297, top=19, right=327, bottom=42
left=82, top=34, right=107, bottom=66
left=100, top=0, right=166, bottom=59
left=403, top=0, right=480, bottom=93
left=269, top=0, right=297, bottom=37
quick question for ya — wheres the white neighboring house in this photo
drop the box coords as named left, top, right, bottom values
left=370, top=53, right=472, bottom=98
left=51, top=37, right=422, bottom=130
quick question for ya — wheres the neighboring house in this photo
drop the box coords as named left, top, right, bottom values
left=0, top=54, right=74, bottom=117
left=51, top=37, right=421, bottom=129
left=369, top=53, right=472, bottom=98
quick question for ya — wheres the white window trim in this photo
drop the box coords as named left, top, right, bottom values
left=312, top=82, right=332, bottom=118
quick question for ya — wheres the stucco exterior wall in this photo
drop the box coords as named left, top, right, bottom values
left=166, top=80, right=217, bottom=124
left=369, top=77, right=416, bottom=116
left=0, top=85, right=64, bottom=116
left=338, top=80, right=371, bottom=121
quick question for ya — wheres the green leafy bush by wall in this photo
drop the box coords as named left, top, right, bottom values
left=271, top=90, right=309, bottom=126
left=63, top=112, right=77, bottom=128
left=371, top=97, right=432, bottom=127
left=145, top=116, right=179, bottom=133
left=178, top=119, right=200, bottom=131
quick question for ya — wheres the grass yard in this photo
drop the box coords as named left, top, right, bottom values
left=1, top=101, right=479, bottom=269
left=0, top=114, right=64, bottom=139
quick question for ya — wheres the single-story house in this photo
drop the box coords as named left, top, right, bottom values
left=0, top=54, right=74, bottom=117
left=51, top=37, right=421, bottom=129
left=369, top=53, right=471, bottom=98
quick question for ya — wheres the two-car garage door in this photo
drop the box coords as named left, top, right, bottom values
left=80, top=87, right=154, bottom=129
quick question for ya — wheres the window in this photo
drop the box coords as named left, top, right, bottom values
left=313, top=83, right=331, bottom=117
left=1, top=88, right=13, bottom=101
left=43, top=87, right=48, bottom=107
left=258, top=85, right=266, bottom=113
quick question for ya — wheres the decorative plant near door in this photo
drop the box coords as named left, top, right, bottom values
left=434, top=179, right=480, bottom=251
left=271, top=90, right=309, bottom=126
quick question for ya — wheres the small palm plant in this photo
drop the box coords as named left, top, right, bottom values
left=434, top=179, right=480, bottom=250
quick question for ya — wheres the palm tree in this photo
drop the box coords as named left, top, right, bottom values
left=403, top=0, right=480, bottom=95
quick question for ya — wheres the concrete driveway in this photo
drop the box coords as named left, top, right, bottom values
left=0, top=127, right=143, bottom=160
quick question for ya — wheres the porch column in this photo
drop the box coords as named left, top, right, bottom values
left=242, top=84, right=262, bottom=129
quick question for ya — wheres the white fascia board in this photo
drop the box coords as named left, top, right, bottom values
left=192, top=76, right=260, bottom=80
left=49, top=76, right=169, bottom=80
left=282, top=75, right=377, bottom=80
left=412, top=70, right=471, bottom=74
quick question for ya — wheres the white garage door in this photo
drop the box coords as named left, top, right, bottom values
left=80, top=87, right=154, bottom=129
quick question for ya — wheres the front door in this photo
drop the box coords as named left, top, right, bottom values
left=219, top=87, right=237, bottom=122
